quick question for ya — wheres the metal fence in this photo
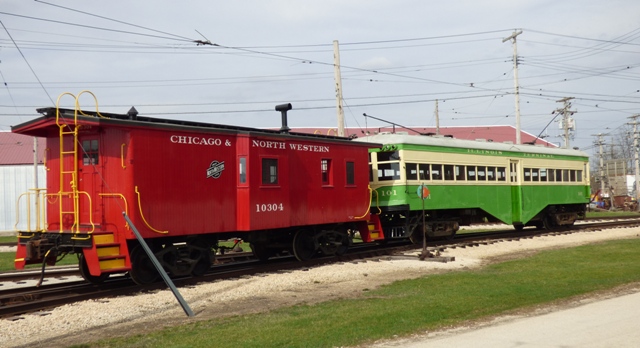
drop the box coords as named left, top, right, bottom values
left=0, top=165, right=46, bottom=232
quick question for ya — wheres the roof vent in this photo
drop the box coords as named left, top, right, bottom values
left=128, top=106, right=138, bottom=120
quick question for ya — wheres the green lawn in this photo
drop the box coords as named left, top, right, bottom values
left=79, top=238, right=640, bottom=348
left=0, top=236, right=17, bottom=243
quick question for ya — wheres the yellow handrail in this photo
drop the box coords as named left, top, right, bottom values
left=99, top=193, right=130, bottom=229
left=76, top=90, right=108, bottom=118
left=121, top=144, right=126, bottom=169
left=353, top=185, right=381, bottom=219
left=135, top=186, right=168, bottom=234
left=43, top=148, right=50, bottom=171
left=76, top=191, right=95, bottom=235
left=14, top=189, right=48, bottom=232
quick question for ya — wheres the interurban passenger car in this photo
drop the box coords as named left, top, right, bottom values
left=356, top=133, right=590, bottom=242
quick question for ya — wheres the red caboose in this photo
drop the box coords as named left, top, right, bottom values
left=13, top=93, right=376, bottom=284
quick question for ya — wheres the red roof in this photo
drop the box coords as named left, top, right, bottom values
left=290, top=125, right=557, bottom=147
left=0, top=132, right=46, bottom=165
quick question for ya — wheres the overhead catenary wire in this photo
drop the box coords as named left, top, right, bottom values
left=0, top=20, right=54, bottom=105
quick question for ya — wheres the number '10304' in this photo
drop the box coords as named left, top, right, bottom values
left=256, top=203, right=284, bottom=212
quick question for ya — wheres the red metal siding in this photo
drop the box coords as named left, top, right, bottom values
left=246, top=136, right=290, bottom=230
left=243, top=135, right=371, bottom=230
left=128, top=128, right=238, bottom=238
left=236, top=134, right=251, bottom=230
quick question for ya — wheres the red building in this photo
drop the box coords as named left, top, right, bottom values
left=290, top=125, right=558, bottom=147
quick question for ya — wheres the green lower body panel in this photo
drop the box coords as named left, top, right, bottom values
left=372, top=184, right=589, bottom=225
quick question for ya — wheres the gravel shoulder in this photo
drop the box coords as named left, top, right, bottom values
left=2, top=227, right=639, bottom=348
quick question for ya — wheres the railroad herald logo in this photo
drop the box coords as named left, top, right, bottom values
left=206, top=160, right=225, bottom=179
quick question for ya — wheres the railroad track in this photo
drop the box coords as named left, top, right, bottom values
left=2, top=217, right=640, bottom=320
left=0, top=243, right=397, bottom=320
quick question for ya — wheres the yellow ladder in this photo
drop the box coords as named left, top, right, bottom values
left=54, top=91, right=104, bottom=234
left=55, top=93, right=81, bottom=233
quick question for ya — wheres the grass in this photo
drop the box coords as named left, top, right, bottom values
left=0, top=236, right=17, bottom=243
left=81, top=238, right=640, bottom=348
left=0, top=251, right=78, bottom=271
left=586, top=210, right=639, bottom=218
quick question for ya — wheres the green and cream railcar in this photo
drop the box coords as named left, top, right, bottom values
left=356, top=133, right=590, bottom=240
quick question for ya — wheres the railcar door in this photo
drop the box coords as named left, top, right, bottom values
left=509, top=160, right=522, bottom=223
left=78, top=136, right=103, bottom=229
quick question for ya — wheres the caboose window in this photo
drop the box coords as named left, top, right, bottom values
left=321, top=159, right=332, bottom=185
left=82, top=139, right=99, bottom=165
left=239, top=157, right=247, bottom=184
left=346, top=161, right=355, bottom=185
left=262, top=158, right=278, bottom=184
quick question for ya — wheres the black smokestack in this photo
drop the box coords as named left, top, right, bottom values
left=275, top=103, right=292, bottom=133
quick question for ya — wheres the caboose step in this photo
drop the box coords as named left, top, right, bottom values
left=98, top=257, right=128, bottom=271
left=98, top=266, right=130, bottom=273
left=93, top=233, right=116, bottom=245
left=96, top=245, right=122, bottom=257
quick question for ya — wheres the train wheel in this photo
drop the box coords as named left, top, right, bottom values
left=543, top=215, right=556, bottom=229
left=129, top=245, right=160, bottom=285
left=293, top=229, right=317, bottom=261
left=409, top=226, right=424, bottom=244
left=513, top=223, right=524, bottom=231
left=189, top=239, right=213, bottom=277
left=78, top=253, right=109, bottom=284
left=250, top=243, right=273, bottom=261
left=335, top=232, right=350, bottom=256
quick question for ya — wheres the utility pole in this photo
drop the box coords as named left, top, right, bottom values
left=556, top=97, right=576, bottom=148
left=502, top=30, right=523, bottom=145
left=333, top=40, right=345, bottom=137
left=33, top=137, right=39, bottom=229
left=434, top=99, right=440, bottom=135
left=594, top=133, right=606, bottom=194
left=630, top=115, right=640, bottom=208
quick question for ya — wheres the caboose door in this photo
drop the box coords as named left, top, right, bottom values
left=78, top=136, right=104, bottom=229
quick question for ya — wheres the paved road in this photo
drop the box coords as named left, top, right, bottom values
left=375, top=291, right=640, bottom=348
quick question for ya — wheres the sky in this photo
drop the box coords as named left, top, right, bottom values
left=1, top=0, right=639, bottom=154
